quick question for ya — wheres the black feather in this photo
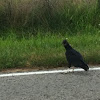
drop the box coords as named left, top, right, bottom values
left=62, top=40, right=89, bottom=71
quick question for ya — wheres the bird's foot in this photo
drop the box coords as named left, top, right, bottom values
left=71, top=67, right=74, bottom=73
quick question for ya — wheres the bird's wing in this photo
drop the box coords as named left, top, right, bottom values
left=68, top=48, right=88, bottom=65
left=66, top=48, right=89, bottom=71
left=70, top=49, right=84, bottom=61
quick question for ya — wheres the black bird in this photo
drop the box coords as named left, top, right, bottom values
left=62, top=39, right=89, bottom=71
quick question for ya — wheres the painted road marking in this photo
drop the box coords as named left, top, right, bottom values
left=0, top=67, right=100, bottom=77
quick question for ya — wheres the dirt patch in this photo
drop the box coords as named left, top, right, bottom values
left=0, top=64, right=100, bottom=74
left=0, top=66, right=66, bottom=74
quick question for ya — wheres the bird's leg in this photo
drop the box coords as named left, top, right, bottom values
left=68, top=63, right=75, bottom=72
left=72, top=67, right=74, bottom=72
left=67, top=63, right=72, bottom=73
left=68, top=63, right=71, bottom=68
left=60, top=63, right=71, bottom=74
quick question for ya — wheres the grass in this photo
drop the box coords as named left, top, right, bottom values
left=0, top=0, right=99, bottom=33
left=0, top=32, right=100, bottom=70
left=0, top=0, right=100, bottom=70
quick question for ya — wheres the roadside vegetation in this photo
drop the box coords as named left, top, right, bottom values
left=0, top=0, right=100, bottom=70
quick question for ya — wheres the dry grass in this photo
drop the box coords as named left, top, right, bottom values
left=0, top=0, right=97, bottom=29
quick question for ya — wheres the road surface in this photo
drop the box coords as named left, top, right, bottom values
left=0, top=69, right=100, bottom=100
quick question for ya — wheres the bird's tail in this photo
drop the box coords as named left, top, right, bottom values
left=82, top=65, right=89, bottom=71
left=80, top=60, right=89, bottom=71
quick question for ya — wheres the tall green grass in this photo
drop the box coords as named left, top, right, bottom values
left=0, top=0, right=100, bottom=34
left=0, top=32, right=99, bottom=70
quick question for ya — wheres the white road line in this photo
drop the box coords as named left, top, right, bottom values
left=0, top=67, right=100, bottom=77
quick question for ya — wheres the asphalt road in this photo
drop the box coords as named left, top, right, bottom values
left=0, top=70, right=100, bottom=100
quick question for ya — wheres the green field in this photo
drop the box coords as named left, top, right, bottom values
left=0, top=0, right=100, bottom=70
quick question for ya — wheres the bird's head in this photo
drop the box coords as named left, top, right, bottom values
left=62, top=39, right=69, bottom=46
left=62, top=38, right=72, bottom=49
